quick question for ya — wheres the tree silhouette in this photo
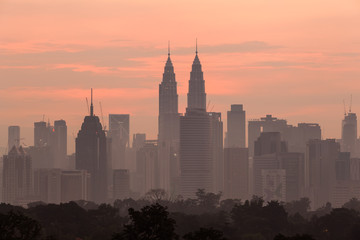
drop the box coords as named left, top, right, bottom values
left=0, top=211, right=42, bottom=240
left=113, top=203, right=178, bottom=240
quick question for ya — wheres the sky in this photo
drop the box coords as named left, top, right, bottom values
left=0, top=0, right=360, bottom=153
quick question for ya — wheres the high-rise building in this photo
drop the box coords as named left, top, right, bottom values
left=341, top=112, right=357, bottom=156
left=224, top=148, right=249, bottom=200
left=209, top=112, right=223, bottom=192
left=2, top=146, right=32, bottom=205
left=133, top=133, right=146, bottom=150
left=34, top=121, right=49, bottom=147
left=253, top=132, right=286, bottom=196
left=227, top=104, right=246, bottom=148
left=248, top=115, right=288, bottom=157
left=180, top=46, right=213, bottom=198
left=180, top=109, right=212, bottom=198
left=34, top=168, right=61, bottom=204
left=61, top=170, right=90, bottom=202
left=113, top=169, right=130, bottom=200
left=306, top=139, right=340, bottom=209
left=136, top=140, right=159, bottom=196
left=8, top=126, right=20, bottom=152
left=109, top=114, right=130, bottom=169
left=76, top=89, right=108, bottom=203
left=158, top=47, right=179, bottom=193
left=54, top=120, right=67, bottom=169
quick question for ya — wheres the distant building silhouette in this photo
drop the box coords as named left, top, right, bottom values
left=341, top=112, right=357, bottom=156
left=224, top=147, right=249, bottom=200
left=113, top=169, right=130, bottom=200
left=249, top=115, right=321, bottom=157
left=54, top=120, right=67, bottom=169
left=33, top=168, right=61, bottom=204
left=180, top=47, right=214, bottom=198
left=75, top=89, right=108, bottom=203
left=2, top=146, right=32, bottom=205
left=8, top=126, right=20, bottom=152
left=306, top=139, right=339, bottom=209
left=61, top=170, right=90, bottom=202
left=227, top=104, right=246, bottom=148
left=109, top=114, right=130, bottom=169
left=158, top=46, right=179, bottom=193
left=209, top=112, right=223, bottom=192
left=136, top=140, right=159, bottom=196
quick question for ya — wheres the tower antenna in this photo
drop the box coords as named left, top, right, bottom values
left=343, top=99, right=347, bottom=116
left=168, top=40, right=170, bottom=56
left=196, top=38, right=198, bottom=55
left=90, top=88, right=94, bottom=116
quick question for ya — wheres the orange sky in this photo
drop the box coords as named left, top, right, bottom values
left=1, top=0, right=360, bottom=153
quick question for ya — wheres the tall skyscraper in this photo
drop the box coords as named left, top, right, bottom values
left=187, top=42, right=206, bottom=110
left=2, top=146, right=32, bottom=205
left=113, top=169, right=130, bottom=200
left=180, top=46, right=213, bottom=198
left=8, top=126, right=20, bottom=152
left=76, top=89, right=108, bottom=203
left=109, top=114, right=130, bottom=169
left=341, top=112, right=357, bottom=156
left=227, top=104, right=246, bottom=148
left=61, top=170, right=90, bottom=202
left=54, top=120, right=67, bottom=169
left=158, top=46, right=179, bottom=193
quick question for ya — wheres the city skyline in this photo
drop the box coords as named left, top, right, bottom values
left=1, top=0, right=360, bottom=153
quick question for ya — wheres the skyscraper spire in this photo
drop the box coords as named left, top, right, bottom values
left=168, top=40, right=170, bottom=56
left=196, top=38, right=198, bottom=55
left=90, top=88, right=94, bottom=116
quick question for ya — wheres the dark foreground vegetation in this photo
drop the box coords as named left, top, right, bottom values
left=2, top=190, right=360, bottom=240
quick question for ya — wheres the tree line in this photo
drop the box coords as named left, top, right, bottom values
left=1, top=189, right=360, bottom=240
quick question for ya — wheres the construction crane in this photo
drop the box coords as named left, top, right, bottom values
left=343, top=99, right=347, bottom=116
left=349, top=94, right=353, bottom=113
left=99, top=102, right=107, bottom=131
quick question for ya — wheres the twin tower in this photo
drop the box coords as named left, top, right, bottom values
left=159, top=44, right=218, bottom=198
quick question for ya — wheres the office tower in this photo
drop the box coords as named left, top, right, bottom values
left=248, top=115, right=288, bottom=157
left=136, top=140, right=159, bottom=196
left=288, top=123, right=321, bottom=153
left=180, top=46, right=213, bottom=198
left=209, top=112, right=224, bottom=192
left=158, top=47, right=180, bottom=193
left=2, top=146, right=32, bottom=205
left=33, top=168, right=61, bottom=204
left=54, top=120, right=67, bottom=169
left=34, top=121, right=49, bottom=147
left=8, top=126, right=20, bottom=152
left=76, top=89, right=108, bottom=203
left=227, top=104, right=246, bottom=148
left=278, top=152, right=305, bottom=201
left=253, top=132, right=286, bottom=196
left=109, top=114, right=130, bottom=169
left=306, top=139, right=340, bottom=209
left=61, top=170, right=90, bottom=202
left=180, top=109, right=212, bottom=198
left=350, top=158, right=360, bottom=180
left=342, top=112, right=357, bottom=156
left=224, top=148, right=249, bottom=199
left=113, top=169, right=130, bottom=200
